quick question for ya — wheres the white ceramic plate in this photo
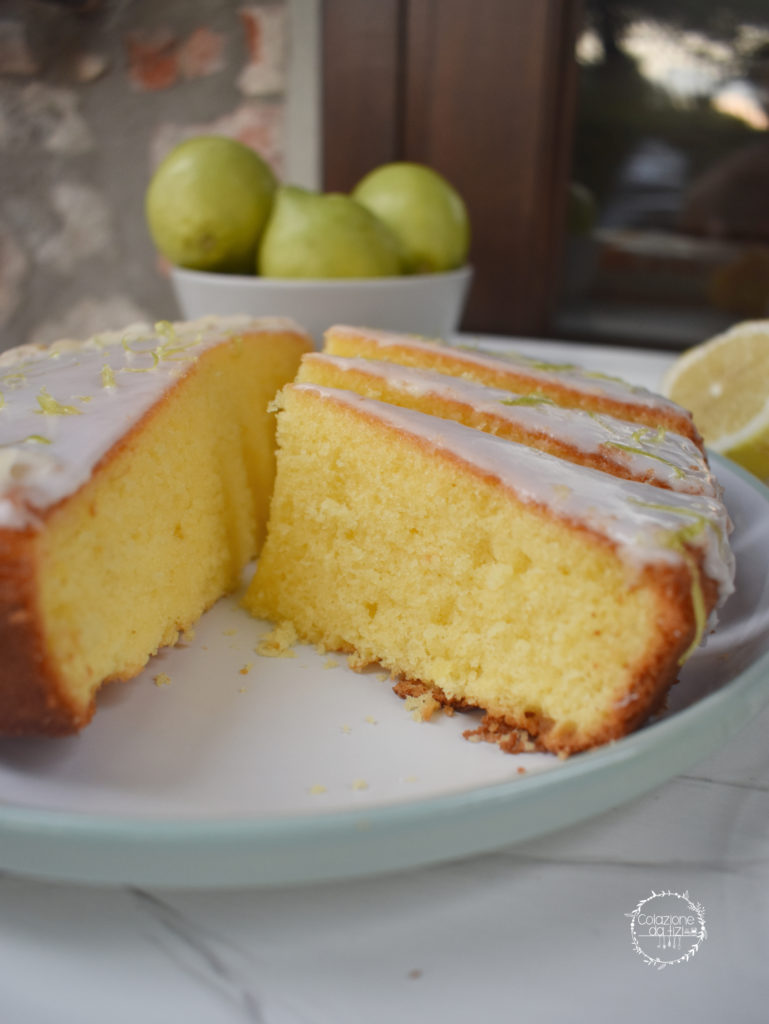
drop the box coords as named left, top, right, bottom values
left=0, top=342, right=767, bottom=890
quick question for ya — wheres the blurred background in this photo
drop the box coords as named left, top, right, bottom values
left=1, top=0, right=768, bottom=352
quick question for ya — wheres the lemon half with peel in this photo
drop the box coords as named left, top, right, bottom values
left=662, top=319, right=769, bottom=481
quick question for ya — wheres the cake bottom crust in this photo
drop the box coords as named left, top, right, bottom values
left=392, top=669, right=672, bottom=758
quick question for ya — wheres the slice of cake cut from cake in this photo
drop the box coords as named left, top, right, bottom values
left=323, top=325, right=705, bottom=449
left=296, top=353, right=719, bottom=496
left=244, top=383, right=734, bottom=756
left=0, top=315, right=312, bottom=735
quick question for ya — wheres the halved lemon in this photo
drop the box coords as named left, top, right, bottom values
left=662, top=319, right=769, bottom=481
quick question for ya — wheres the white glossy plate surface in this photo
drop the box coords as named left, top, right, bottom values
left=1, top=343, right=767, bottom=889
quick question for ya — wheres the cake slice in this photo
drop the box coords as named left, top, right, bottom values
left=245, top=383, right=734, bottom=755
left=0, top=315, right=312, bottom=735
left=323, top=325, right=705, bottom=449
left=296, top=353, right=718, bottom=496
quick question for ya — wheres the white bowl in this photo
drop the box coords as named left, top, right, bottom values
left=170, top=265, right=473, bottom=345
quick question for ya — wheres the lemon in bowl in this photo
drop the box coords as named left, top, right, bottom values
left=352, top=162, right=470, bottom=273
left=146, top=136, right=277, bottom=274
left=662, top=319, right=769, bottom=481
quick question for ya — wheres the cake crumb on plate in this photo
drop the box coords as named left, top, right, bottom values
left=256, top=621, right=297, bottom=657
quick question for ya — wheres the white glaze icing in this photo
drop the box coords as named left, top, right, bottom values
left=291, top=383, right=735, bottom=607
left=326, top=325, right=693, bottom=421
left=0, top=315, right=306, bottom=530
left=302, top=354, right=719, bottom=497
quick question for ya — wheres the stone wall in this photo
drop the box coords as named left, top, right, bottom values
left=0, top=0, right=292, bottom=350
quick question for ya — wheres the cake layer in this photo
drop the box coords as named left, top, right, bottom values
left=0, top=315, right=312, bottom=734
left=323, top=325, right=705, bottom=449
left=245, top=383, right=734, bottom=755
left=297, top=353, right=718, bottom=496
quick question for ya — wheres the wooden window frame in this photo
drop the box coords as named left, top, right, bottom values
left=321, top=0, right=582, bottom=336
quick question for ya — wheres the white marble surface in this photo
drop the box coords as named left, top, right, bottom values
left=1, top=336, right=768, bottom=1022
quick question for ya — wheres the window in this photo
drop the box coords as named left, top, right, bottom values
left=556, top=1, right=769, bottom=349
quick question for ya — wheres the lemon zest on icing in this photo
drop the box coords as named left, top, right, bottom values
left=154, top=321, right=200, bottom=363
left=123, top=349, right=160, bottom=373
left=499, top=395, right=556, bottom=407
left=36, top=387, right=83, bottom=416
left=520, top=357, right=578, bottom=372
left=583, top=369, right=630, bottom=385
left=0, top=434, right=52, bottom=447
left=631, top=425, right=666, bottom=445
left=154, top=320, right=176, bottom=341
left=101, top=364, right=116, bottom=388
left=630, top=498, right=709, bottom=663
left=670, top=544, right=707, bottom=665
left=603, top=441, right=685, bottom=478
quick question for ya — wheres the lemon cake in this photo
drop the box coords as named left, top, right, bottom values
left=297, top=353, right=719, bottom=496
left=0, top=314, right=311, bottom=735
left=245, top=383, right=734, bottom=755
left=323, top=325, right=705, bottom=449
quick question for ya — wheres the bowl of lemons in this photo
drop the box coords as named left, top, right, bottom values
left=146, top=137, right=473, bottom=344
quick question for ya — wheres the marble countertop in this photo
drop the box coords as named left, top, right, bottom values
left=1, top=336, right=767, bottom=1023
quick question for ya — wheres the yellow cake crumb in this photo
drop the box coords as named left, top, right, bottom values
left=323, top=656, right=339, bottom=669
left=340, top=723, right=352, bottom=734
left=153, top=672, right=171, bottom=687
left=239, top=663, right=253, bottom=675
left=347, top=652, right=370, bottom=670
left=308, top=783, right=327, bottom=795
left=351, top=778, right=369, bottom=791
left=256, top=621, right=298, bottom=657
left=364, top=715, right=378, bottom=725
left=404, top=692, right=441, bottom=722
left=178, top=627, right=196, bottom=646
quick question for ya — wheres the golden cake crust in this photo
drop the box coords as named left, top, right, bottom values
left=0, top=527, right=77, bottom=734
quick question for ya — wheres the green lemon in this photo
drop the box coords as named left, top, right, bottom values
left=352, top=162, right=470, bottom=273
left=257, top=186, right=403, bottom=278
left=145, top=136, right=277, bottom=273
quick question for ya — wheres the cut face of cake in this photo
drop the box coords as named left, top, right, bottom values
left=296, top=353, right=719, bottom=497
left=0, top=315, right=312, bottom=735
left=244, top=383, right=734, bottom=756
left=323, top=325, right=705, bottom=449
